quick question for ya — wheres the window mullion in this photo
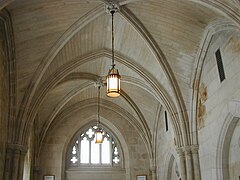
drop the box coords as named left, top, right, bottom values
left=100, top=143, right=102, bottom=164
left=110, top=137, right=113, bottom=166
left=69, top=125, right=121, bottom=168
left=80, top=136, right=82, bottom=164
left=78, top=137, right=80, bottom=166
left=89, top=138, right=91, bottom=165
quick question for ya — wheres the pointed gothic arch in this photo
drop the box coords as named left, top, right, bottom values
left=216, top=101, right=240, bottom=180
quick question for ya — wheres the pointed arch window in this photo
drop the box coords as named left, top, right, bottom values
left=68, top=125, right=121, bottom=167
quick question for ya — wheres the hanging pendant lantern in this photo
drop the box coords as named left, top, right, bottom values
left=95, top=127, right=103, bottom=144
left=106, top=9, right=121, bottom=98
left=106, top=65, right=120, bottom=97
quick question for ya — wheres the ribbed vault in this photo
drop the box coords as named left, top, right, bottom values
left=5, top=0, right=240, bottom=160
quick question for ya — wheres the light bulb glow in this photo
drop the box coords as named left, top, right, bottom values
left=95, top=130, right=103, bottom=144
left=106, top=72, right=120, bottom=97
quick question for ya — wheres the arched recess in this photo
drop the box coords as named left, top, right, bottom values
left=216, top=101, right=240, bottom=180
left=162, top=151, right=180, bottom=180
left=190, top=19, right=239, bottom=145
left=167, top=155, right=175, bottom=180
left=38, top=89, right=153, bottom=164
left=52, top=97, right=152, bottom=163
left=49, top=101, right=150, bottom=179
left=64, top=120, right=129, bottom=180
left=38, top=73, right=156, bottom=149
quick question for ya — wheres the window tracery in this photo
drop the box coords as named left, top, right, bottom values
left=68, top=125, right=121, bottom=167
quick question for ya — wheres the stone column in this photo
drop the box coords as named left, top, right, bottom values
left=176, top=147, right=187, bottom=180
left=191, top=145, right=201, bottom=180
left=3, top=144, right=27, bottom=180
left=33, top=167, right=40, bottom=180
left=150, top=166, right=157, bottom=180
left=184, top=146, right=194, bottom=180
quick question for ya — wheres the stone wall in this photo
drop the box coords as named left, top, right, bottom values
left=229, top=120, right=240, bottom=179
left=199, top=29, right=240, bottom=179
left=38, top=105, right=150, bottom=180
left=156, top=110, right=178, bottom=179
left=0, top=20, right=9, bottom=179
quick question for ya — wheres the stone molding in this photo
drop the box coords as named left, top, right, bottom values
left=191, top=145, right=199, bottom=155
left=233, top=0, right=240, bottom=7
left=121, top=6, right=189, bottom=147
left=6, top=144, right=28, bottom=154
left=190, top=18, right=239, bottom=145
left=176, top=147, right=185, bottom=157
left=216, top=101, right=240, bottom=180
left=16, top=4, right=106, bottom=145
left=177, top=145, right=199, bottom=155
left=176, top=145, right=201, bottom=180
left=4, top=144, right=27, bottom=180
left=183, top=146, right=192, bottom=157
left=0, top=9, right=17, bottom=144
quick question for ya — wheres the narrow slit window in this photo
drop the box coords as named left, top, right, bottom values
left=165, top=111, right=168, bottom=132
left=215, top=49, right=225, bottom=82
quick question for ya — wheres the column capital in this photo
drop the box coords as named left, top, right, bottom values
left=183, top=146, right=192, bottom=157
left=184, top=145, right=191, bottom=151
left=7, top=143, right=28, bottom=154
left=33, top=167, right=41, bottom=172
left=150, top=165, right=156, bottom=172
left=4, top=144, right=28, bottom=179
left=183, top=146, right=191, bottom=151
left=176, top=147, right=185, bottom=157
left=176, top=147, right=187, bottom=180
left=191, top=144, right=199, bottom=154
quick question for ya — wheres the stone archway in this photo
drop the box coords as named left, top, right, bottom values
left=166, top=155, right=180, bottom=180
left=216, top=101, right=240, bottom=180
left=162, top=152, right=181, bottom=180
left=167, top=155, right=175, bottom=180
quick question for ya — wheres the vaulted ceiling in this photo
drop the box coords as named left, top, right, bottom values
left=4, top=0, right=239, bottom=146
